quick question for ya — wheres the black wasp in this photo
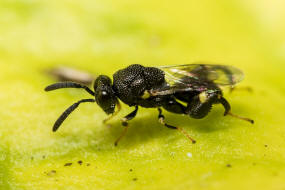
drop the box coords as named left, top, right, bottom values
left=45, top=63, right=254, bottom=146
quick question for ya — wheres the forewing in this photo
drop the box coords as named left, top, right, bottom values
left=150, top=63, right=244, bottom=96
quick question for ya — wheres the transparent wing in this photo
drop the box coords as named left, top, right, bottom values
left=150, top=63, right=244, bottom=96
left=161, top=63, right=244, bottom=86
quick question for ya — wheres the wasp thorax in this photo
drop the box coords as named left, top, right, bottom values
left=94, top=75, right=117, bottom=115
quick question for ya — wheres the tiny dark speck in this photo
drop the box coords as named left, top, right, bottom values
left=129, top=169, right=133, bottom=172
left=78, top=160, right=83, bottom=165
left=46, top=170, right=56, bottom=177
left=64, top=163, right=72, bottom=166
left=226, top=164, right=232, bottom=168
left=86, top=163, right=91, bottom=166
left=133, top=178, right=138, bottom=181
left=42, top=155, right=46, bottom=159
left=264, top=144, right=268, bottom=147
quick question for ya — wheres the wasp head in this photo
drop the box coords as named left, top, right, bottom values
left=94, top=75, right=117, bottom=115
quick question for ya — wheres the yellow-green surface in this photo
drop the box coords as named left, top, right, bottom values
left=1, top=0, right=285, bottom=189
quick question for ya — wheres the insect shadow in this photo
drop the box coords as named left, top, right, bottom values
left=92, top=107, right=240, bottom=149
left=50, top=104, right=251, bottom=153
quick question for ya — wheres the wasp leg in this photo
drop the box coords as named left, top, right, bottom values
left=103, top=102, right=122, bottom=125
left=219, top=97, right=254, bottom=124
left=158, top=108, right=196, bottom=144
left=161, top=97, right=186, bottom=114
left=186, top=93, right=217, bottom=119
left=114, top=106, right=139, bottom=146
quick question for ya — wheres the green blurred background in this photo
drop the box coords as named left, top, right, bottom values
left=0, top=0, right=285, bottom=189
